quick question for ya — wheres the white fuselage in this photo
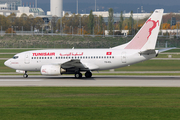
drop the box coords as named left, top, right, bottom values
left=4, top=49, right=156, bottom=72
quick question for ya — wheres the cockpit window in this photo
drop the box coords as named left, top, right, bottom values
left=13, top=56, right=19, bottom=59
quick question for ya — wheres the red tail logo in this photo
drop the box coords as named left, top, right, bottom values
left=125, top=18, right=159, bottom=49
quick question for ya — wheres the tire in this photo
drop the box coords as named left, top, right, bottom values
left=85, top=71, right=92, bottom=78
left=75, top=73, right=82, bottom=78
left=23, top=74, right=28, bottom=78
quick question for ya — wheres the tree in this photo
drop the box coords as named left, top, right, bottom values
left=88, top=10, right=94, bottom=34
left=119, top=11, right=124, bottom=32
left=19, top=13, right=31, bottom=31
left=99, top=15, right=104, bottom=33
left=34, top=17, right=44, bottom=30
left=7, top=13, right=16, bottom=26
left=51, top=16, right=58, bottom=32
left=128, top=10, right=134, bottom=35
left=108, top=8, right=114, bottom=35
left=0, top=15, right=10, bottom=30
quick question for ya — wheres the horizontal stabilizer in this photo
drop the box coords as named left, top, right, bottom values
left=158, top=47, right=176, bottom=53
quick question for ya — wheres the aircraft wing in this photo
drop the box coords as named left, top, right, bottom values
left=61, top=59, right=99, bottom=70
left=61, top=59, right=85, bottom=69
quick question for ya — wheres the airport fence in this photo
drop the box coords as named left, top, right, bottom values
left=0, top=39, right=178, bottom=49
left=0, top=31, right=180, bottom=48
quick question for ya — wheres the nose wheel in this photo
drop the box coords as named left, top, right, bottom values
left=23, top=71, right=28, bottom=78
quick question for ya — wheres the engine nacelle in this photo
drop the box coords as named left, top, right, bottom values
left=41, top=65, right=66, bottom=76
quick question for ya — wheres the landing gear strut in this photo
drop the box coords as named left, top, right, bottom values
left=75, top=73, right=82, bottom=79
left=85, top=71, right=92, bottom=78
left=23, top=71, right=28, bottom=78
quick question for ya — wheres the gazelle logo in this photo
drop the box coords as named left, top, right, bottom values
left=125, top=18, right=159, bottom=49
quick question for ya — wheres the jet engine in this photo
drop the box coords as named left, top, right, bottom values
left=41, top=65, right=66, bottom=76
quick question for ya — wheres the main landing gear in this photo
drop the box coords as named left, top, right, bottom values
left=75, top=71, right=92, bottom=79
left=23, top=71, right=28, bottom=78
left=75, top=73, right=82, bottom=78
left=85, top=71, right=92, bottom=78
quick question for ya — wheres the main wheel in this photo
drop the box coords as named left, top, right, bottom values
left=85, top=71, right=92, bottom=78
left=75, top=73, right=82, bottom=78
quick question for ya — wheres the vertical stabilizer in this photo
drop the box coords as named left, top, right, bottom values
left=113, top=9, right=164, bottom=50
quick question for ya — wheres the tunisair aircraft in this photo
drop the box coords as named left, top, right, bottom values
left=4, top=9, right=173, bottom=78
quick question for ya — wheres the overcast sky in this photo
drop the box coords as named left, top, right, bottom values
left=22, top=0, right=180, bottom=13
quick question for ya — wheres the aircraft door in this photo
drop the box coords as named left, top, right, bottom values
left=121, top=52, right=126, bottom=63
left=24, top=53, right=30, bottom=64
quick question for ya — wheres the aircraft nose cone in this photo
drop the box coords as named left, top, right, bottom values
left=4, top=60, right=10, bottom=67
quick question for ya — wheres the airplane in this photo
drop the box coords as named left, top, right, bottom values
left=4, top=9, right=172, bottom=78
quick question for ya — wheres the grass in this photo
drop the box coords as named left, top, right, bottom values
left=157, top=54, right=180, bottom=58
left=0, top=87, right=180, bottom=120
left=94, top=73, right=180, bottom=76
left=116, top=60, right=180, bottom=71
left=0, top=48, right=40, bottom=53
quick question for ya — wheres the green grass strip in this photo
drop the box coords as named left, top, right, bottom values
left=0, top=87, right=180, bottom=120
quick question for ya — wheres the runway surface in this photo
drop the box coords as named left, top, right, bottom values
left=0, top=75, right=180, bottom=87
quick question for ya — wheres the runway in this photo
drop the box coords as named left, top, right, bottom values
left=0, top=75, right=180, bottom=87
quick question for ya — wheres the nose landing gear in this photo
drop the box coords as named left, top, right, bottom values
left=23, top=71, right=28, bottom=78
left=75, top=73, right=82, bottom=78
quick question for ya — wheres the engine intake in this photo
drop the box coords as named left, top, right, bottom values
left=41, top=65, right=66, bottom=76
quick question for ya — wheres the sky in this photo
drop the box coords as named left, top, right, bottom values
left=22, top=0, right=180, bottom=14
